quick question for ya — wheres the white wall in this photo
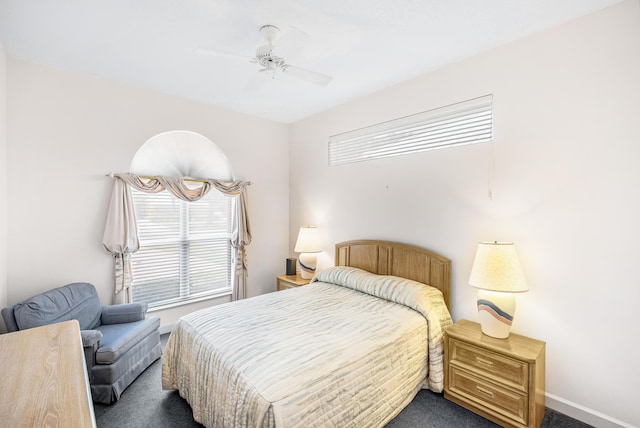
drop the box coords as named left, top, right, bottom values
left=289, top=1, right=640, bottom=427
left=5, top=59, right=290, bottom=330
left=0, top=41, right=7, bottom=310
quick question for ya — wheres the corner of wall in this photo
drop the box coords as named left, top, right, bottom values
left=0, top=40, right=8, bottom=313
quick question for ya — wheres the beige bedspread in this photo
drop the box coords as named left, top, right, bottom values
left=162, top=266, right=452, bottom=428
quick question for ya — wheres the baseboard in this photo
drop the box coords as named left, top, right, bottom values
left=159, top=323, right=174, bottom=335
left=545, top=393, right=634, bottom=428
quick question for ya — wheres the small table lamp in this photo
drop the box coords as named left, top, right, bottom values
left=294, top=226, right=322, bottom=279
left=469, top=241, right=528, bottom=339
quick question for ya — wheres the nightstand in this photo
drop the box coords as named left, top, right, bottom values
left=276, top=274, right=311, bottom=291
left=444, top=319, right=546, bottom=428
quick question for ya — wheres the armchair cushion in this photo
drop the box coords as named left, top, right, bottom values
left=12, top=282, right=101, bottom=331
left=101, top=302, right=148, bottom=325
left=95, top=317, right=160, bottom=365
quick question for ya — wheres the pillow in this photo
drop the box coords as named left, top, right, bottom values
left=313, top=266, right=447, bottom=320
left=13, top=282, right=102, bottom=331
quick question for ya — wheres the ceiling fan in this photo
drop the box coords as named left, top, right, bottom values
left=196, top=24, right=333, bottom=87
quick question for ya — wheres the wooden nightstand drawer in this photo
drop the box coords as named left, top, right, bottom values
left=449, top=366, right=528, bottom=426
left=449, top=338, right=528, bottom=392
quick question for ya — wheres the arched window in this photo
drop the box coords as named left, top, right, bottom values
left=103, top=131, right=251, bottom=306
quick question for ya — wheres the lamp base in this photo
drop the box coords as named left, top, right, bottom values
left=476, top=289, right=516, bottom=339
left=298, top=252, right=317, bottom=279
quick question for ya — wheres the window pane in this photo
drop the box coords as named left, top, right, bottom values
left=130, top=185, right=232, bottom=308
left=131, top=243, right=181, bottom=306
left=329, top=95, right=493, bottom=166
left=135, top=191, right=181, bottom=241
left=189, top=190, right=231, bottom=234
left=188, top=239, right=231, bottom=295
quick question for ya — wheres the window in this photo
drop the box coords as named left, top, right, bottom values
left=130, top=186, right=232, bottom=309
left=328, top=95, right=493, bottom=166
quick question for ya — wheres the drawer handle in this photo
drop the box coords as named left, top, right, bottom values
left=476, top=385, right=494, bottom=397
left=475, top=357, right=494, bottom=366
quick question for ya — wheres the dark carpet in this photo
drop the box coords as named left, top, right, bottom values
left=94, top=335, right=591, bottom=428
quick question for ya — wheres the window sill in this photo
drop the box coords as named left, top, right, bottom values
left=146, top=290, right=232, bottom=313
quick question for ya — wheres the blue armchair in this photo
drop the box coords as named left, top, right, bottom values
left=1, top=282, right=162, bottom=404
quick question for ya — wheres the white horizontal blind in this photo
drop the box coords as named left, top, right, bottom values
left=130, top=187, right=232, bottom=308
left=328, top=95, right=493, bottom=166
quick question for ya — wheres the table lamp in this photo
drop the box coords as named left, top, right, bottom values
left=469, top=241, right=528, bottom=338
left=294, top=226, right=322, bottom=279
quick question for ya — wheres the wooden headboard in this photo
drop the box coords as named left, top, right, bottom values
left=335, top=240, right=452, bottom=311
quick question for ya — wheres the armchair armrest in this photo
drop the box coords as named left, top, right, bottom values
left=81, top=329, right=103, bottom=347
left=100, top=303, right=148, bottom=325
left=81, top=329, right=103, bottom=379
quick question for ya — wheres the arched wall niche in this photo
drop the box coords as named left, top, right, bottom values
left=130, top=130, right=234, bottom=180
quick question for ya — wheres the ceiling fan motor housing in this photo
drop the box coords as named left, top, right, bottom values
left=255, top=45, right=284, bottom=70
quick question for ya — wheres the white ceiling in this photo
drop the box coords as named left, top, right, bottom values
left=0, top=0, right=623, bottom=123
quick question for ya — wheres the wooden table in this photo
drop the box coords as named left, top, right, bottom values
left=0, top=320, right=96, bottom=427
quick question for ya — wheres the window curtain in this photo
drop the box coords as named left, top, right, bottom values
left=102, top=172, right=252, bottom=304
left=102, top=177, right=139, bottom=304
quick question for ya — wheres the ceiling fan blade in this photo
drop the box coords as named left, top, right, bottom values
left=276, top=25, right=310, bottom=57
left=245, top=73, right=269, bottom=91
left=283, top=65, right=332, bottom=86
left=195, top=47, right=255, bottom=62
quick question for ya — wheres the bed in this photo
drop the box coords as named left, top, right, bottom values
left=162, top=240, right=453, bottom=427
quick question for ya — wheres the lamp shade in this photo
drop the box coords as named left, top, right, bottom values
left=469, top=242, right=528, bottom=293
left=294, top=226, right=321, bottom=253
